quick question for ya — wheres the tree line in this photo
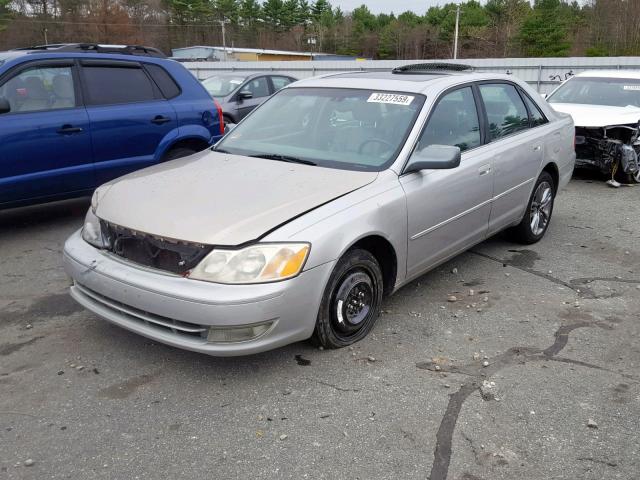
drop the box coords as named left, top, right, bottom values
left=1, top=0, right=639, bottom=59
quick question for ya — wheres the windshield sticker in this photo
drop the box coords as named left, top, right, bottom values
left=623, top=85, right=640, bottom=91
left=367, top=93, right=414, bottom=105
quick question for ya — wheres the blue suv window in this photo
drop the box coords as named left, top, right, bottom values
left=144, top=63, right=180, bottom=99
left=83, top=65, right=155, bottom=105
left=0, top=65, right=76, bottom=113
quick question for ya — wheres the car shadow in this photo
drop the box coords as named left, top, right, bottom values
left=570, top=167, right=606, bottom=182
left=0, top=197, right=89, bottom=235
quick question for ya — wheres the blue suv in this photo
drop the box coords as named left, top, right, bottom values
left=0, top=44, right=224, bottom=209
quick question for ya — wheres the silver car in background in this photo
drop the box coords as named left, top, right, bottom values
left=201, top=72, right=297, bottom=125
left=63, top=64, right=575, bottom=356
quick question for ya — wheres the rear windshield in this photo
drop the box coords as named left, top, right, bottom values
left=215, top=87, right=426, bottom=172
left=201, top=75, right=246, bottom=97
left=548, top=77, right=640, bottom=107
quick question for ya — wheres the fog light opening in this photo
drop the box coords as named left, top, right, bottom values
left=207, top=321, right=274, bottom=343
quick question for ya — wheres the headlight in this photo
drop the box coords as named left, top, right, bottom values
left=81, top=208, right=106, bottom=248
left=188, top=243, right=310, bottom=284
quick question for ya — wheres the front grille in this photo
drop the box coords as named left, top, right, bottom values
left=101, top=221, right=212, bottom=274
left=75, top=282, right=208, bottom=340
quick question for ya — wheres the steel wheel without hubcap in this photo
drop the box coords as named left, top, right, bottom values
left=529, top=181, right=553, bottom=236
left=312, top=249, right=384, bottom=349
left=332, top=270, right=375, bottom=338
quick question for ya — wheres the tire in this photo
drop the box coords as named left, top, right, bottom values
left=162, top=147, right=197, bottom=162
left=614, top=160, right=640, bottom=184
left=507, top=171, right=555, bottom=245
left=311, top=249, right=384, bottom=349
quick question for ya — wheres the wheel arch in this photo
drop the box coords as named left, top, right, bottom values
left=346, top=234, right=398, bottom=296
left=159, top=136, right=211, bottom=160
left=542, top=162, right=559, bottom=191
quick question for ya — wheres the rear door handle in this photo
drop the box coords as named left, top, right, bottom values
left=151, top=115, right=171, bottom=125
left=478, top=164, right=491, bottom=176
left=57, top=125, right=83, bottom=134
left=533, top=145, right=541, bottom=151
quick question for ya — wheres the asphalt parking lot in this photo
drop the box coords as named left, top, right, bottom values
left=1, top=172, right=639, bottom=480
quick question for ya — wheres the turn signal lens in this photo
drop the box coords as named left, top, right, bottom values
left=189, top=243, right=310, bottom=284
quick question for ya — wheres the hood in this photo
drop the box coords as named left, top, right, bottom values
left=94, top=150, right=377, bottom=245
left=550, top=103, right=640, bottom=128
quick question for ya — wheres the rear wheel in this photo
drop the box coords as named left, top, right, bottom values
left=507, top=171, right=555, bottom=244
left=312, top=249, right=384, bottom=349
left=162, top=147, right=197, bottom=162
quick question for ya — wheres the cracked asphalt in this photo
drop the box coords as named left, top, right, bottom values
left=1, top=171, right=639, bottom=480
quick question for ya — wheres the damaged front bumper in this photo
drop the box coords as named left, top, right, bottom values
left=63, top=229, right=334, bottom=356
left=575, top=123, right=640, bottom=180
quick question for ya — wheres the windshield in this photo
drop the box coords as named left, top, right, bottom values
left=201, top=75, right=246, bottom=97
left=215, top=87, right=425, bottom=171
left=548, top=77, right=640, bottom=108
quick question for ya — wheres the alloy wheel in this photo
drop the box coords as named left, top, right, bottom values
left=530, top=181, right=553, bottom=236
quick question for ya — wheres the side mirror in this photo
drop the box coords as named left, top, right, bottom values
left=541, top=93, right=548, bottom=99
left=0, top=97, right=10, bottom=114
left=225, top=122, right=237, bottom=134
left=238, top=90, right=253, bottom=100
left=404, top=145, right=461, bottom=174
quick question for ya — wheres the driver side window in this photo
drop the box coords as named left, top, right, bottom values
left=243, top=77, right=270, bottom=98
left=1, top=65, right=76, bottom=113
left=417, top=87, right=480, bottom=153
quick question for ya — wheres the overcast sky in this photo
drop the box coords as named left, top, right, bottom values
left=332, top=0, right=442, bottom=15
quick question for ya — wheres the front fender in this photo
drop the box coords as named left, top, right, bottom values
left=262, top=171, right=409, bottom=289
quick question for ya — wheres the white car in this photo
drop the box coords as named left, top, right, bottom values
left=547, top=70, right=640, bottom=183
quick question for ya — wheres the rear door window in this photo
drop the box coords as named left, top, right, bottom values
left=82, top=64, right=156, bottom=105
left=479, top=84, right=530, bottom=140
left=417, top=86, right=481, bottom=152
left=0, top=65, right=76, bottom=113
left=520, top=91, right=548, bottom=127
left=144, top=63, right=180, bottom=99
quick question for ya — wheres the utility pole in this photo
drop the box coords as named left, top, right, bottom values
left=216, top=19, right=231, bottom=61
left=453, top=4, right=460, bottom=60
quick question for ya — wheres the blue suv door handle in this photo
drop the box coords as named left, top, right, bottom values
left=57, top=125, right=83, bottom=135
left=151, top=115, right=171, bottom=125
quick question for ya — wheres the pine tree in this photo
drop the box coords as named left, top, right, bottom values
left=517, top=0, right=571, bottom=56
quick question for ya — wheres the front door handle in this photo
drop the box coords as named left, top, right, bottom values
left=533, top=145, right=541, bottom=152
left=57, top=125, right=83, bottom=135
left=151, top=115, right=171, bottom=125
left=478, top=164, right=491, bottom=176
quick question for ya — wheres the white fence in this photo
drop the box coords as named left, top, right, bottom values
left=184, top=57, right=640, bottom=93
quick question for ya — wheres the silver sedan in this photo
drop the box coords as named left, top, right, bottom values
left=63, top=65, right=575, bottom=356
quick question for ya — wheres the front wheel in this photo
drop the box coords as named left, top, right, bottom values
left=312, top=249, right=384, bottom=349
left=507, top=171, right=555, bottom=244
left=614, top=160, right=640, bottom=184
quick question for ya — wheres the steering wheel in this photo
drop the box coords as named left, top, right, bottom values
left=358, top=138, right=394, bottom=154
